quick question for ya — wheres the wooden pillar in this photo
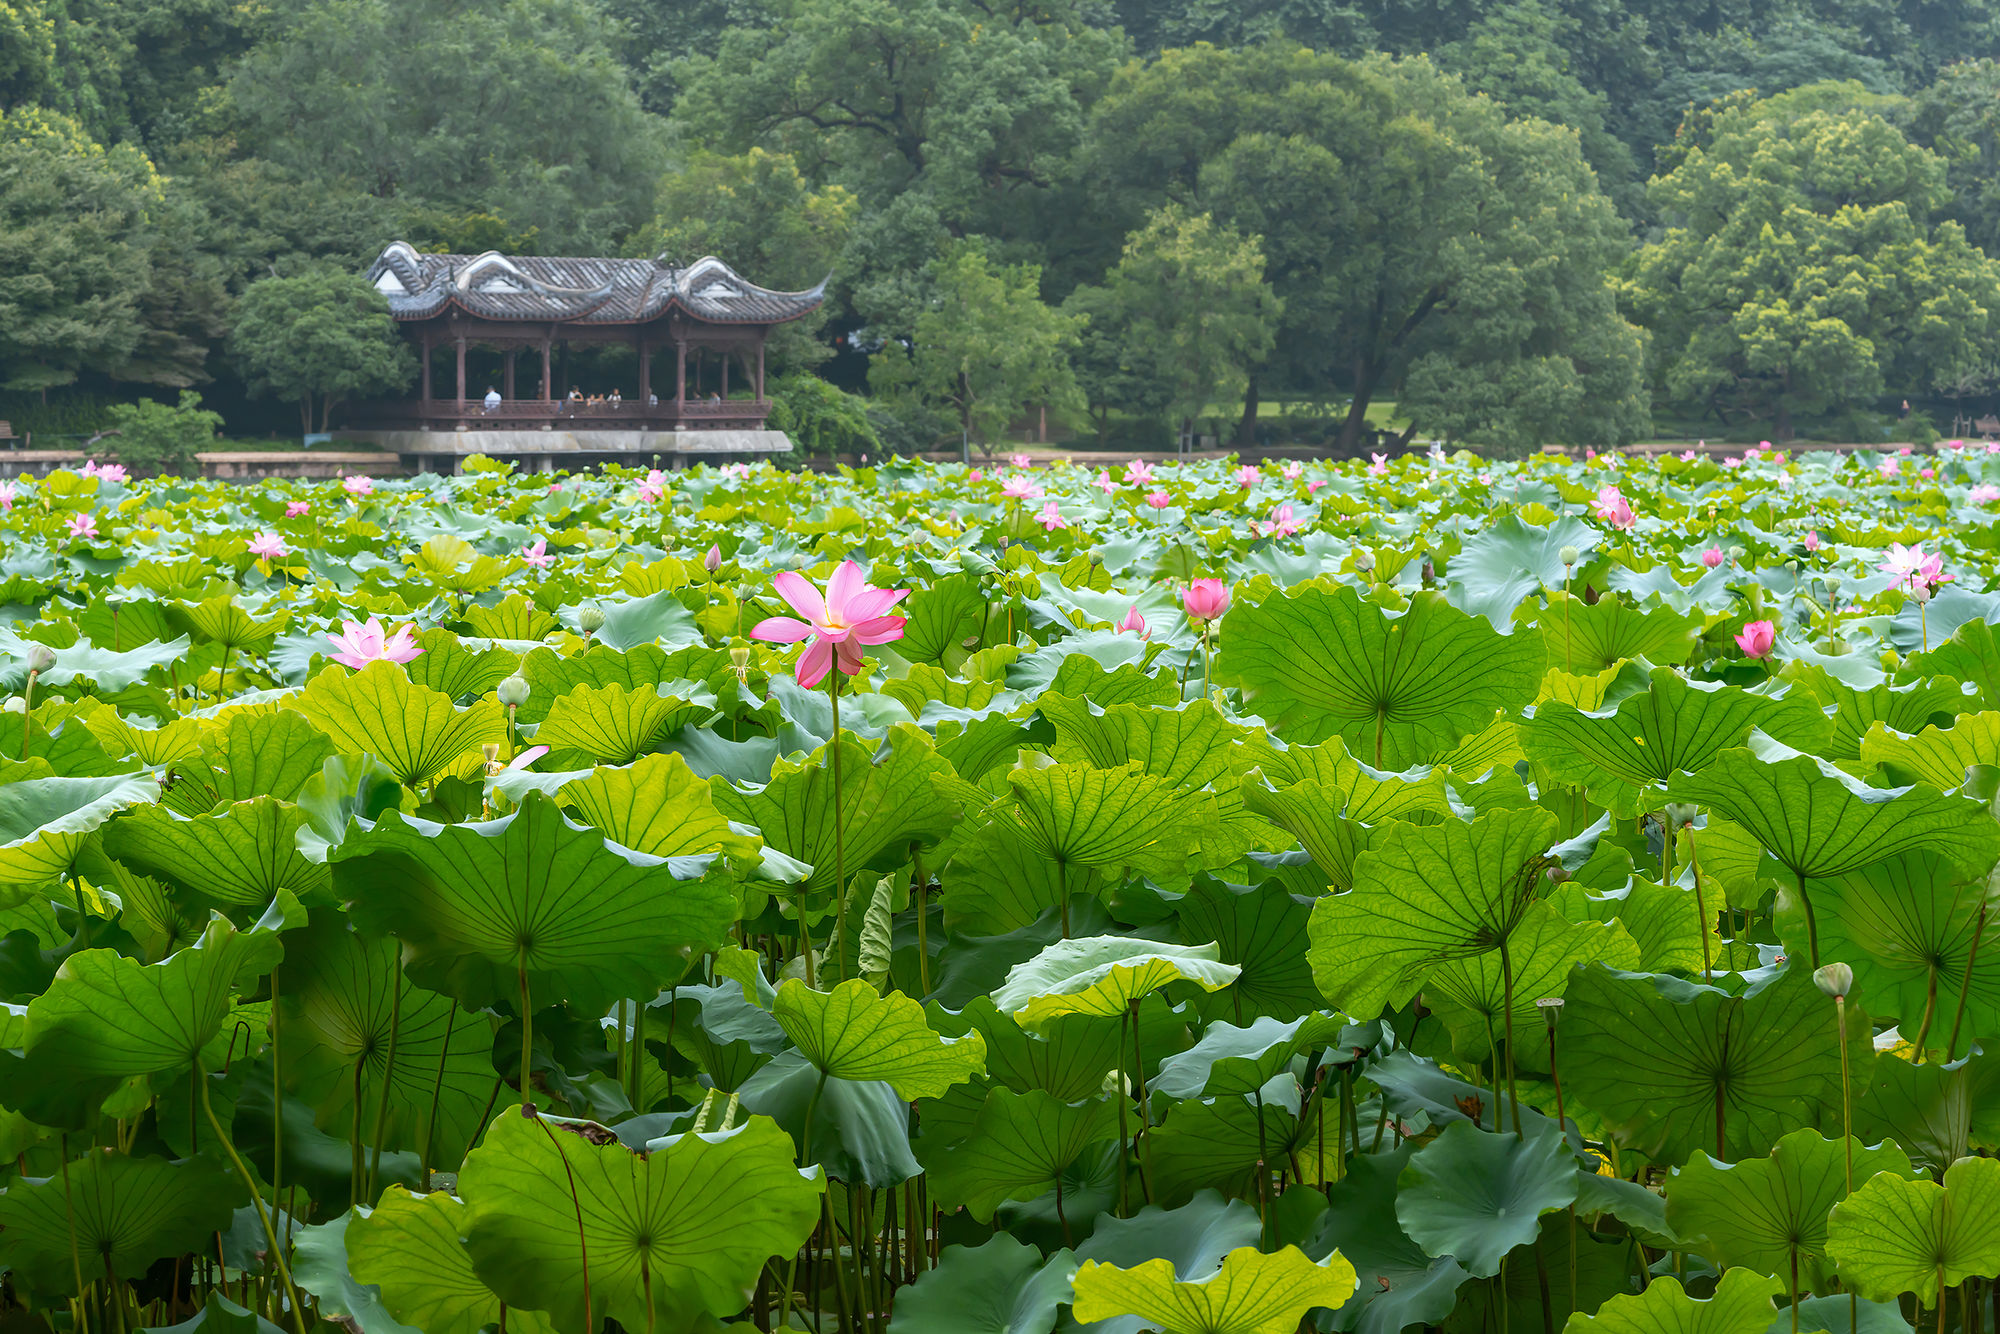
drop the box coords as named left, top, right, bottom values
left=675, top=338, right=686, bottom=413
left=420, top=333, right=433, bottom=401
left=637, top=335, right=650, bottom=407
left=757, top=338, right=766, bottom=400
left=720, top=350, right=729, bottom=399
left=454, top=337, right=467, bottom=406
left=541, top=337, right=552, bottom=401
left=503, top=348, right=515, bottom=400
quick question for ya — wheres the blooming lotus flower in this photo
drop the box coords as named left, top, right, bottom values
left=637, top=469, right=668, bottom=503
left=247, top=531, right=288, bottom=560
left=1125, top=459, right=1155, bottom=484
left=285, top=500, right=310, bottom=518
left=342, top=474, right=374, bottom=497
left=522, top=538, right=553, bottom=569
left=1094, top=471, right=1117, bottom=495
left=969, top=469, right=984, bottom=483
left=99, top=463, right=128, bottom=484
left=1701, top=546, right=1724, bottom=568
left=1183, top=579, right=1231, bottom=622
left=1009, top=453, right=1032, bottom=469
left=1805, top=530, right=1822, bottom=551
left=1145, top=490, right=1172, bottom=509
left=1283, top=462, right=1303, bottom=480
left=1735, top=620, right=1776, bottom=659
left=1879, top=541, right=1945, bottom=586
left=1000, top=474, right=1042, bottom=500
left=66, top=513, right=97, bottom=540
left=1971, top=485, right=2000, bottom=504
left=1722, top=456, right=1742, bottom=469
left=1921, top=467, right=1936, bottom=480
left=1898, top=445, right=1914, bottom=456
left=721, top=463, right=751, bottom=480
left=1257, top=503, right=1302, bottom=538
left=1035, top=500, right=1066, bottom=530
left=1880, top=458, right=1901, bottom=478
left=1234, top=465, right=1261, bottom=489
left=1306, top=479, right=1326, bottom=494
left=750, top=560, right=908, bottom=688
left=549, top=482, right=563, bottom=493
left=1680, top=451, right=1698, bottom=462
left=0, top=483, right=14, bottom=512
left=328, top=617, right=422, bottom=669
left=1593, top=484, right=1635, bottom=530
left=1367, top=453, right=1388, bottom=477
left=1117, top=605, right=1148, bottom=637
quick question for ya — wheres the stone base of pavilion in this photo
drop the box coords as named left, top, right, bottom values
left=334, top=428, right=795, bottom=475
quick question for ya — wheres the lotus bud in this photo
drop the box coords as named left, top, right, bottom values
left=1813, top=962, right=1854, bottom=999
left=576, top=603, right=605, bottom=635
left=704, top=545, right=722, bottom=573
left=1089, top=551, right=1103, bottom=566
left=1544, top=864, right=1570, bottom=885
left=24, top=643, right=55, bottom=675
left=1914, top=581, right=1933, bottom=604
left=1786, top=559, right=1799, bottom=575
left=1728, top=545, right=1746, bottom=561
left=1353, top=549, right=1376, bottom=572
left=497, top=675, right=531, bottom=709
left=1664, top=801, right=1698, bottom=829
left=1559, top=545, right=1580, bottom=567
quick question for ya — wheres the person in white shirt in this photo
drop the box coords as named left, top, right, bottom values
left=483, top=387, right=501, bottom=413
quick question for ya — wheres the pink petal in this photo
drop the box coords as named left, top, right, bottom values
left=824, top=561, right=866, bottom=622
left=834, top=637, right=869, bottom=676
left=750, top=616, right=816, bottom=644
left=842, top=587, right=907, bottom=622
left=850, top=616, right=907, bottom=645
left=772, top=570, right=827, bottom=624
left=796, top=637, right=833, bottom=688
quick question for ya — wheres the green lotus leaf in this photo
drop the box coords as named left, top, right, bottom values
left=1005, top=759, right=1221, bottom=883
left=897, top=571, right=994, bottom=665
left=0, top=1150, right=244, bottom=1295
left=1424, top=905, right=1641, bottom=1059
left=939, top=813, right=1105, bottom=935
left=333, top=791, right=735, bottom=1017
left=0, top=771, right=157, bottom=887
left=921, top=1086, right=1117, bottom=1223
left=1550, top=876, right=1715, bottom=974
left=556, top=753, right=760, bottom=860
left=38, top=635, right=192, bottom=692
left=1664, top=1129, right=1915, bottom=1296
left=1854, top=1049, right=2000, bottom=1174
left=772, top=977, right=985, bottom=1099
left=884, top=1234, right=1074, bottom=1334
left=1172, top=876, right=1320, bottom=1022
left=1905, top=618, right=2000, bottom=707
left=0, top=700, right=126, bottom=779
left=942, top=996, right=1138, bottom=1103
left=280, top=918, right=497, bottom=1170
left=1675, top=818, right=1777, bottom=912
left=991, top=936, right=1240, bottom=1026
left=347, top=1188, right=554, bottom=1334
left=105, top=797, right=331, bottom=906
left=1526, top=591, right=1702, bottom=672
left=1305, top=806, right=1561, bottom=1018
left=1522, top=668, right=1827, bottom=817
left=1773, top=850, right=2000, bottom=1040
left=1859, top=712, right=2000, bottom=788
left=510, top=643, right=679, bottom=724
left=1562, top=1269, right=1785, bottom=1334
left=405, top=536, right=513, bottom=594
left=289, top=660, right=507, bottom=788
left=1573, top=1170, right=1684, bottom=1248
left=1769, top=1296, right=1914, bottom=1334
left=1152, top=1013, right=1348, bottom=1100
left=84, top=706, right=202, bottom=769
left=1783, top=664, right=1968, bottom=764
left=458, top=1109, right=822, bottom=1332
left=1395, top=1118, right=1579, bottom=1278
left=1071, top=1244, right=1357, bottom=1334
left=589, top=589, right=702, bottom=652
left=532, top=680, right=715, bottom=765
left=1241, top=737, right=1455, bottom=892
left=164, top=710, right=334, bottom=816
left=1214, top=583, right=1544, bottom=766
left=143, top=1293, right=286, bottom=1334
left=459, top=593, right=558, bottom=643
left=291, top=1209, right=422, bottom=1334
left=710, top=724, right=964, bottom=898
left=169, top=596, right=288, bottom=650
left=1307, top=1146, right=1470, bottom=1334
left=404, top=628, right=518, bottom=702
left=1147, top=1090, right=1329, bottom=1206
left=1562, top=964, right=1869, bottom=1163
left=1448, top=512, right=1602, bottom=628
left=1071, top=1192, right=1265, bottom=1304
left=1826, top=1155, right=2000, bottom=1302
left=735, top=1049, right=921, bottom=1186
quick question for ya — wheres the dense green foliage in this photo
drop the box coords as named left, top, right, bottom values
left=20, top=0, right=2000, bottom=446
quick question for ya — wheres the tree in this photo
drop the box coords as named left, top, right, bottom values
left=228, top=270, right=415, bottom=434
left=767, top=372, right=880, bottom=460
left=1904, top=57, right=2000, bottom=257
left=1625, top=82, right=2000, bottom=436
left=1085, top=45, right=1649, bottom=453
left=870, top=240, right=1084, bottom=454
left=102, top=389, right=220, bottom=475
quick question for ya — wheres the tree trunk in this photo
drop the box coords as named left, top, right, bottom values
left=1337, top=357, right=1377, bottom=455
left=300, top=397, right=312, bottom=437
left=320, top=395, right=336, bottom=434
left=1235, top=375, right=1259, bottom=446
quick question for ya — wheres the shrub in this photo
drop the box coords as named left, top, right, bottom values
left=101, top=391, right=221, bottom=476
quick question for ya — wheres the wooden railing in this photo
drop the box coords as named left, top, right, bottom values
left=344, top=398, right=772, bottom=429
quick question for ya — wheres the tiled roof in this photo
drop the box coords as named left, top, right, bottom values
left=364, top=243, right=826, bottom=325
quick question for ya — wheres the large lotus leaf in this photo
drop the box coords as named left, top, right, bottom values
left=165, top=710, right=333, bottom=816
left=532, top=681, right=714, bottom=765
left=1006, top=760, right=1221, bottom=883
left=1854, top=1049, right=2000, bottom=1173
left=1668, top=732, right=2000, bottom=891
left=38, top=634, right=192, bottom=691
left=1447, top=512, right=1601, bottom=628
left=105, top=797, right=331, bottom=906
left=1562, top=1270, right=1784, bottom=1334
left=169, top=596, right=287, bottom=650
left=1305, top=806, right=1561, bottom=1018
left=1905, top=618, right=2000, bottom=706
left=290, top=661, right=506, bottom=788
left=0, top=771, right=156, bottom=886
left=710, top=724, right=964, bottom=898
left=1826, top=1155, right=2000, bottom=1302
left=992, top=936, right=1240, bottom=1027
left=772, top=977, right=985, bottom=1098
left=0, top=1150, right=244, bottom=1294
left=1147, top=1091, right=1328, bottom=1206
left=735, top=1049, right=921, bottom=1186
left=1241, top=737, right=1455, bottom=892
left=1859, top=711, right=2000, bottom=788
left=1550, top=877, right=1714, bottom=975
left=1071, top=1244, right=1357, bottom=1334
left=1675, top=818, right=1778, bottom=913
left=84, top=707, right=201, bottom=769
left=1525, top=591, right=1702, bottom=673
left=280, top=918, right=496, bottom=1169
left=940, top=813, right=1105, bottom=935
left=1523, top=669, right=1828, bottom=817
left=333, top=791, right=735, bottom=1017
left=1562, top=964, right=1869, bottom=1163
left=404, top=629, right=517, bottom=702
left=295, top=754, right=409, bottom=862
left=1774, top=850, right=2000, bottom=1038
left=556, top=753, right=759, bottom=860
left=459, top=593, right=558, bottom=644
left=590, top=589, right=702, bottom=652
left=291, top=1209, right=423, bottom=1334
left=1394, top=1118, right=1579, bottom=1278
left=1152, top=1013, right=1347, bottom=1100
left=1424, top=905, right=1642, bottom=1059
left=922, top=1086, right=1118, bottom=1222
left=1214, top=583, right=1544, bottom=767
left=943, top=996, right=1169, bottom=1103
left=142, top=1294, right=286, bottom=1334
left=1664, top=1129, right=1915, bottom=1295
left=1308, top=1146, right=1470, bottom=1334
left=1072, top=1192, right=1265, bottom=1304
left=1172, top=876, right=1320, bottom=1022
left=347, top=1188, right=554, bottom=1334
left=885, top=1234, right=1074, bottom=1334
left=897, top=571, right=993, bottom=665
left=1770, top=1296, right=1914, bottom=1334
left=1783, top=665, right=1968, bottom=764
left=510, top=644, right=678, bottom=725
left=459, top=1109, right=822, bottom=1332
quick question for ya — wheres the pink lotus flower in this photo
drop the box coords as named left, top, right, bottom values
left=1094, top=471, right=1118, bottom=495
left=749, top=560, right=909, bottom=688
left=720, top=463, right=751, bottom=480
left=1921, top=467, right=1936, bottom=479
left=1125, top=459, right=1156, bottom=485
left=1117, top=605, right=1148, bottom=637
left=1722, top=456, right=1742, bottom=469
left=328, top=617, right=421, bottom=669
left=1183, top=579, right=1231, bottom=622
left=1680, top=451, right=1698, bottom=462
left=1735, top=620, right=1776, bottom=659
left=1585, top=449, right=1597, bottom=462
left=81, top=460, right=129, bottom=484
left=522, top=538, right=553, bottom=568
left=1035, top=500, right=1066, bottom=530
left=342, top=474, right=374, bottom=497
left=637, top=469, right=667, bottom=503
left=1282, top=462, right=1303, bottom=481
left=1898, top=445, right=1914, bottom=456
left=1757, top=441, right=1772, bottom=452
left=1367, top=453, right=1388, bottom=477
left=1773, top=453, right=1787, bottom=465
left=1593, top=484, right=1635, bottom=530
left=704, top=545, right=722, bottom=572
left=247, top=531, right=288, bottom=560
left=285, top=500, right=311, bottom=518
left=1804, top=530, right=1822, bottom=551
left=1477, top=472, right=1493, bottom=485
left=1701, top=546, right=1724, bottom=568
left=1880, top=542, right=1947, bottom=588
left=1777, top=473, right=1794, bottom=490
left=1145, top=490, right=1172, bottom=509
left=1306, top=479, right=1326, bottom=494
left=549, top=482, right=564, bottom=493
left=1970, top=485, right=2000, bottom=504
left=1235, top=465, right=1261, bottom=489
left=1256, top=503, right=1302, bottom=538
left=1000, top=474, right=1042, bottom=500
left=65, top=513, right=97, bottom=540
left=0, top=483, right=15, bottom=512
left=969, top=469, right=984, bottom=483
left=1009, top=453, right=1032, bottom=469
left=1879, top=458, right=1901, bottom=478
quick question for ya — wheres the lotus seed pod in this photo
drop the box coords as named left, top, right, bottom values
left=24, top=643, right=55, bottom=675
left=1559, top=545, right=1580, bottom=566
left=1728, top=545, right=1746, bottom=561
left=1353, top=549, right=1376, bottom=572
left=1534, top=997, right=1564, bottom=1011
left=1664, top=801, right=1698, bottom=828
left=729, top=644, right=752, bottom=673
left=497, top=675, right=531, bottom=708
left=576, top=603, right=606, bottom=634
left=1824, top=572, right=1843, bottom=592
left=1786, top=559, right=1799, bottom=575
left=1813, top=962, right=1854, bottom=999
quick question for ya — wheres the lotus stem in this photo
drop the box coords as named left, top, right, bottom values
left=1686, top=825, right=1713, bottom=981
left=517, top=952, right=534, bottom=1112
left=1129, top=998, right=1155, bottom=1204
left=1200, top=620, right=1212, bottom=702
left=1796, top=870, right=1822, bottom=969
left=1116, top=1009, right=1132, bottom=1217
left=1542, top=1000, right=1576, bottom=1312
left=421, top=999, right=458, bottom=1182
left=1914, top=962, right=1940, bottom=1063
left=911, top=843, right=931, bottom=997
left=1499, top=934, right=1522, bottom=1138
left=528, top=1113, right=592, bottom=1334
left=626, top=996, right=647, bottom=1112
left=365, top=965, right=402, bottom=1202
left=60, top=1135, right=85, bottom=1321
left=20, top=666, right=38, bottom=759
left=270, top=967, right=283, bottom=1213
left=829, top=671, right=847, bottom=984
left=1948, top=904, right=1989, bottom=1061
left=199, top=1064, right=307, bottom=1334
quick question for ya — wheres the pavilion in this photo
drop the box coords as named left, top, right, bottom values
left=337, top=243, right=826, bottom=470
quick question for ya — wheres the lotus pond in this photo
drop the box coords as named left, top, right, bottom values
left=4, top=444, right=2000, bottom=1334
